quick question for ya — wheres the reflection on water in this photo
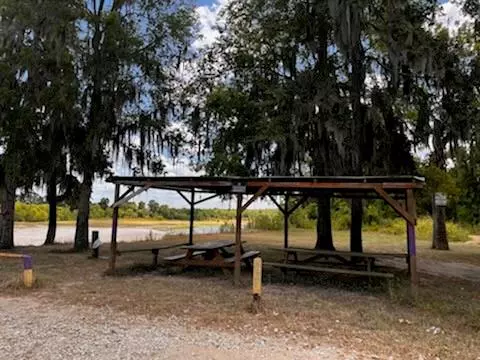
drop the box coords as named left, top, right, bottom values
left=13, top=224, right=224, bottom=247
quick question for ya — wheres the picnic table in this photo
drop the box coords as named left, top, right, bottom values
left=116, top=243, right=189, bottom=267
left=163, top=240, right=260, bottom=271
left=264, top=247, right=405, bottom=280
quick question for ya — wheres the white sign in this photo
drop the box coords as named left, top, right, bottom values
left=231, top=185, right=246, bottom=194
left=435, top=193, right=447, bottom=206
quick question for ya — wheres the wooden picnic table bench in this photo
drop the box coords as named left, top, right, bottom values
left=266, top=247, right=403, bottom=281
left=264, top=262, right=395, bottom=279
left=274, top=247, right=407, bottom=271
left=164, top=240, right=260, bottom=272
left=164, top=250, right=207, bottom=261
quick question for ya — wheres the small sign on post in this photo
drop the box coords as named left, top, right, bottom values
left=434, top=193, right=447, bottom=207
left=91, top=231, right=101, bottom=258
left=232, top=184, right=246, bottom=194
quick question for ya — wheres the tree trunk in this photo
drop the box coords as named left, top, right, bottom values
left=0, top=175, right=16, bottom=249
left=350, top=199, right=363, bottom=253
left=432, top=203, right=449, bottom=250
left=74, top=177, right=92, bottom=251
left=348, top=6, right=365, bottom=254
left=44, top=172, right=57, bottom=245
left=315, top=196, right=335, bottom=250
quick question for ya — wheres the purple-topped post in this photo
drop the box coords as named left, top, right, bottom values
left=23, top=255, right=33, bottom=270
left=407, top=223, right=417, bottom=283
left=406, top=189, right=418, bottom=289
left=23, top=255, right=34, bottom=287
left=110, top=184, right=120, bottom=273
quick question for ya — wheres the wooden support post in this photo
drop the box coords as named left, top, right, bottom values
left=284, top=194, right=290, bottom=248
left=406, top=189, right=418, bottom=292
left=189, top=190, right=195, bottom=245
left=234, top=194, right=243, bottom=286
left=109, top=184, right=120, bottom=273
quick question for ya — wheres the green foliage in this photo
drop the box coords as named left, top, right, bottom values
left=57, top=205, right=75, bottom=221
left=417, top=164, right=459, bottom=212
left=219, top=222, right=235, bottom=233
left=2, top=0, right=480, bottom=251
left=289, top=203, right=316, bottom=230
left=15, top=203, right=49, bottom=222
left=14, top=198, right=472, bottom=242
left=246, top=212, right=283, bottom=231
left=331, top=200, right=352, bottom=231
left=99, top=198, right=110, bottom=210
left=365, top=217, right=471, bottom=243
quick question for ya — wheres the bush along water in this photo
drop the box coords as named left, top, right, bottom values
left=14, top=199, right=472, bottom=242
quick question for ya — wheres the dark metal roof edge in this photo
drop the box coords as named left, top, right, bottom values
left=106, top=175, right=425, bottom=184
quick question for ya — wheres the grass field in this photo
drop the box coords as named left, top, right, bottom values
left=1, top=229, right=479, bottom=359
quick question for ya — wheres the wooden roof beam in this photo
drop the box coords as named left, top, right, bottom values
left=241, top=185, right=269, bottom=212
left=246, top=181, right=422, bottom=190
left=375, top=186, right=415, bottom=225
left=112, top=185, right=150, bottom=208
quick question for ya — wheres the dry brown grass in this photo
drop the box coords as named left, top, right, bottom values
left=1, top=230, right=479, bottom=359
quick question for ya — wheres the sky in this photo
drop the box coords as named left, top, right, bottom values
left=90, top=0, right=472, bottom=208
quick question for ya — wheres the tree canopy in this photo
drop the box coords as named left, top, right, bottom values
left=0, top=0, right=478, bottom=252
left=183, top=0, right=479, bottom=251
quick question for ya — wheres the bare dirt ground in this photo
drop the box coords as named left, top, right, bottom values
left=466, top=235, right=480, bottom=246
left=418, top=259, right=480, bottom=281
left=0, top=297, right=349, bottom=360
left=1, top=231, right=479, bottom=359
left=381, top=257, right=480, bottom=282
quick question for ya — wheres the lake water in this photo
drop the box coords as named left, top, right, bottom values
left=13, top=225, right=223, bottom=247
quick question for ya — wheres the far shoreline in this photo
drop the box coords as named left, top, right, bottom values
left=14, top=218, right=227, bottom=228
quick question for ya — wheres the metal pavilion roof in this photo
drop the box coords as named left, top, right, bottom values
left=107, top=175, right=425, bottom=196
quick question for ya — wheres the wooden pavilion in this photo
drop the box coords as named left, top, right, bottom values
left=107, top=175, right=424, bottom=286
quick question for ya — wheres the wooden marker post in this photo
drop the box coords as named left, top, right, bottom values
left=0, top=253, right=34, bottom=288
left=251, top=257, right=263, bottom=313
left=23, top=255, right=34, bottom=288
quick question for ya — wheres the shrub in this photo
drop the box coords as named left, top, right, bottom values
left=57, top=206, right=75, bottom=221
left=219, top=222, right=234, bottom=233
left=247, top=212, right=283, bottom=230
left=367, top=216, right=471, bottom=242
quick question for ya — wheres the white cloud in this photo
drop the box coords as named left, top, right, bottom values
left=436, top=1, right=474, bottom=34
left=194, top=0, right=230, bottom=49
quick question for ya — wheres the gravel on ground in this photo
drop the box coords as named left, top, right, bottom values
left=0, top=297, right=354, bottom=360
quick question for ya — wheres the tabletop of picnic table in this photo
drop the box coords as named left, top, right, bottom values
left=181, top=240, right=236, bottom=251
